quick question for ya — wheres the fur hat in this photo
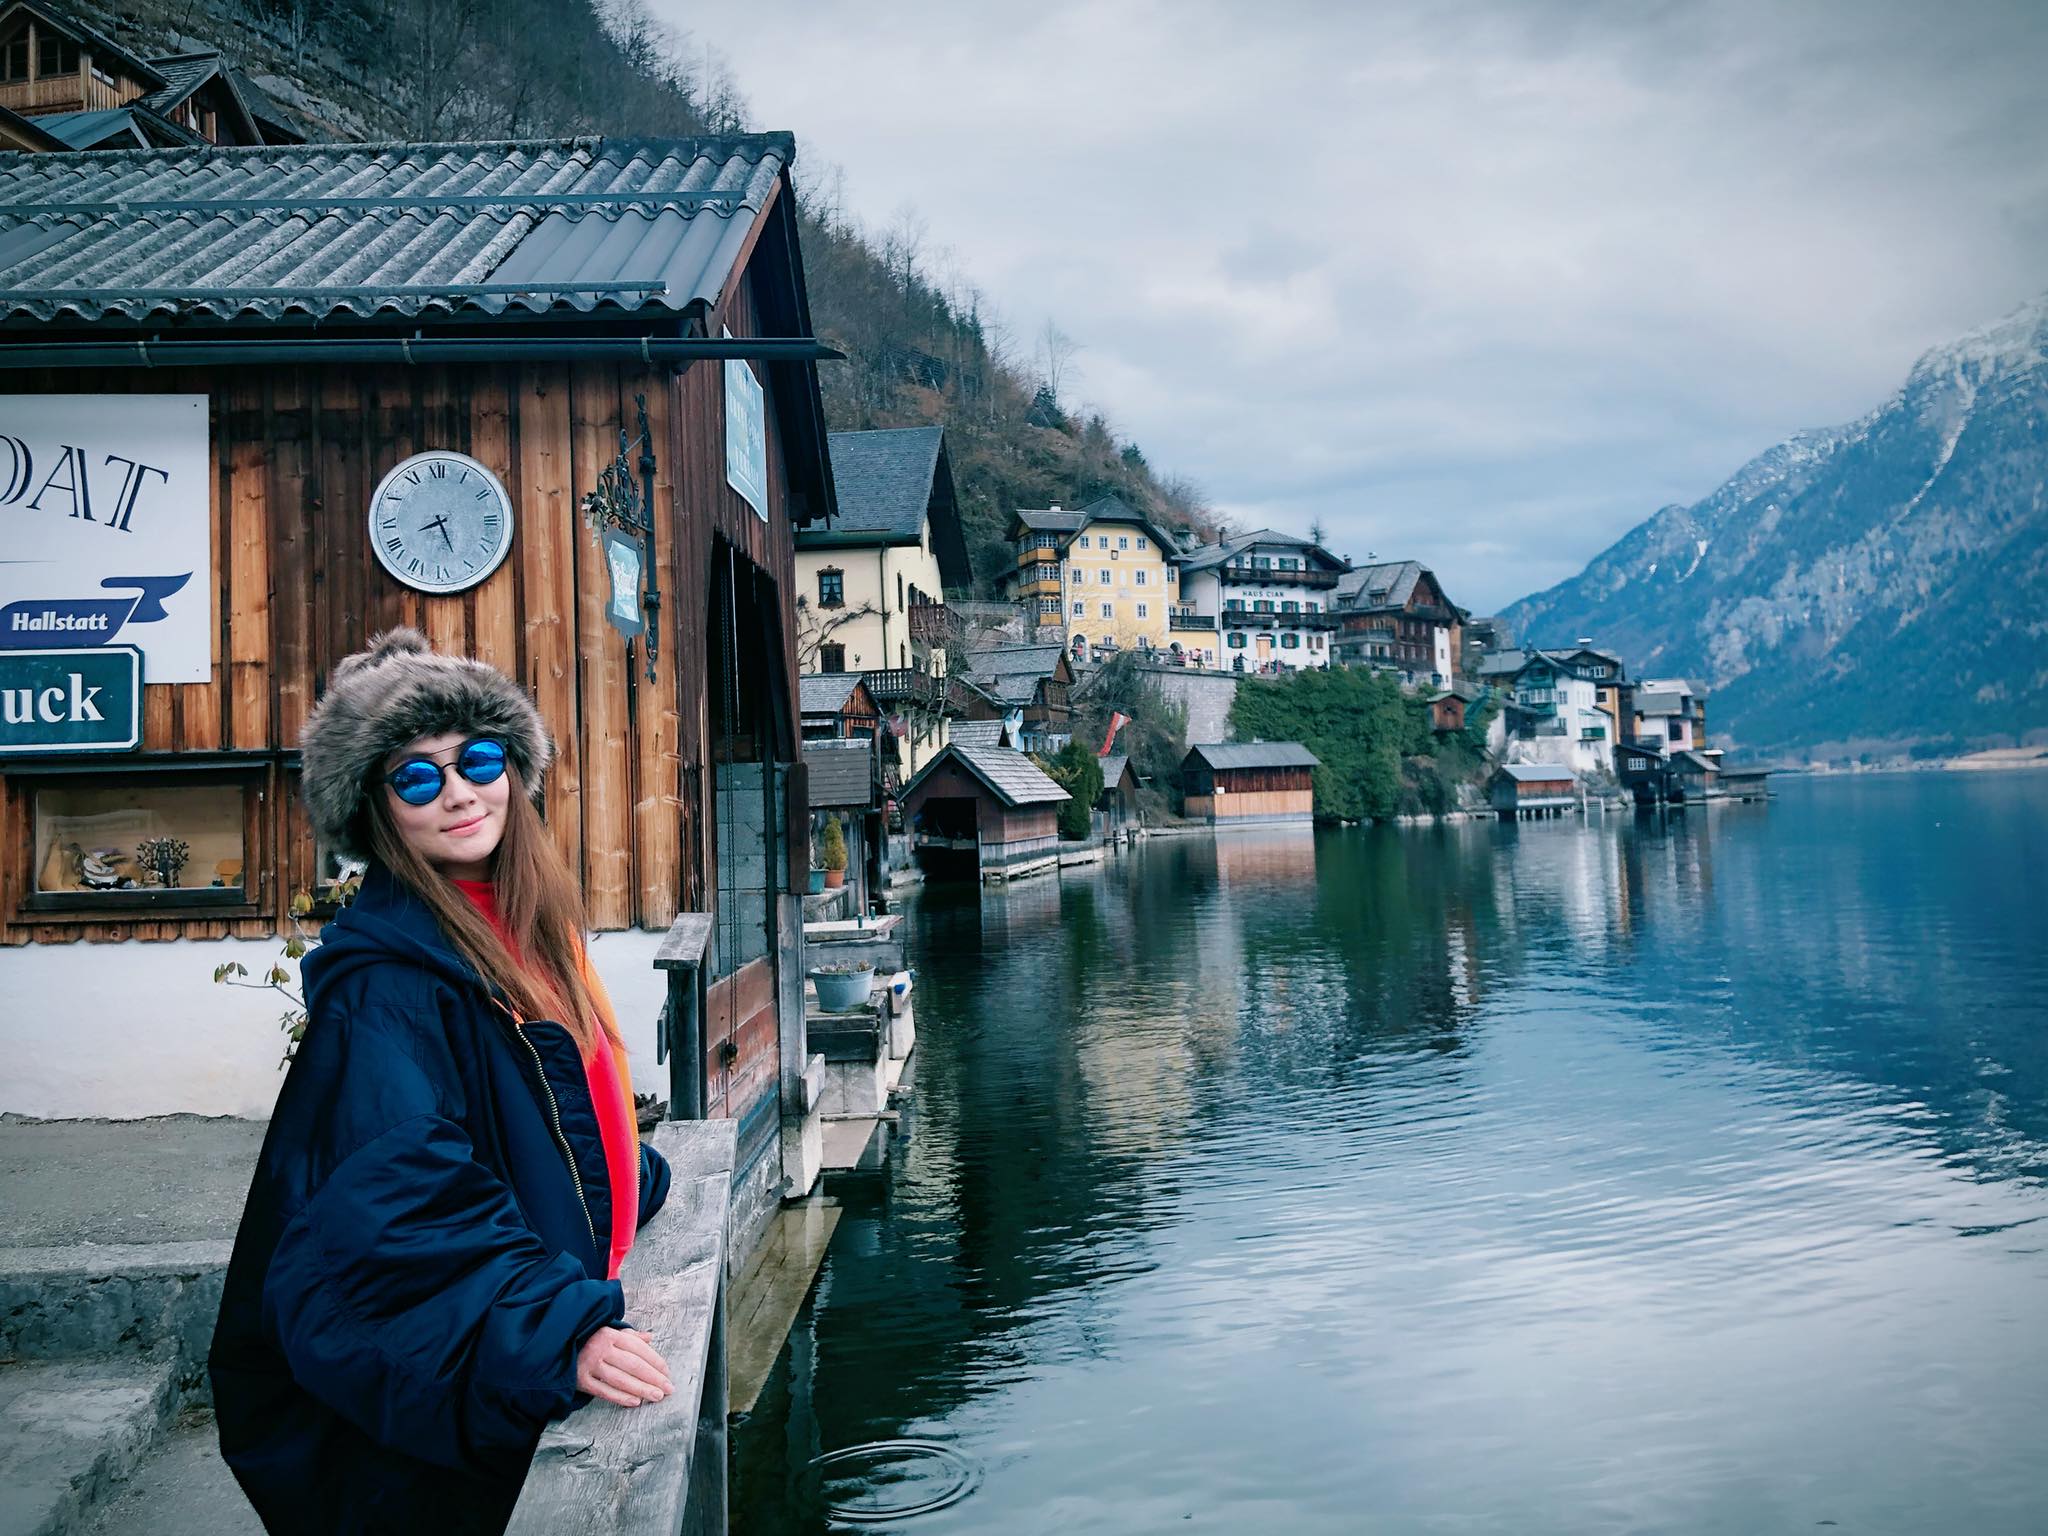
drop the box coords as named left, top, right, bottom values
left=300, top=628, right=551, bottom=860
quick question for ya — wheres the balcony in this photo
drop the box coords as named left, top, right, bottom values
left=1169, top=611, right=1218, bottom=631
left=1217, top=609, right=1343, bottom=632
left=863, top=666, right=946, bottom=711
left=908, top=602, right=964, bottom=647
left=1220, top=563, right=1342, bottom=589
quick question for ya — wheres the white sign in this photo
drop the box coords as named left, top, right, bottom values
left=0, top=395, right=211, bottom=685
left=724, top=345, right=768, bottom=520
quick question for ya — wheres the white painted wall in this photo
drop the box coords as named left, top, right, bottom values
left=2, top=927, right=675, bottom=1122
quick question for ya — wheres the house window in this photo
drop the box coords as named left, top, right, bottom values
left=1070, top=567, right=1082, bottom=584
left=1311, top=635, right=1323, bottom=650
left=1226, top=598, right=1245, bottom=611
left=1227, top=632, right=1247, bottom=648
left=1255, top=600, right=1274, bottom=613
left=1101, top=602, right=1114, bottom=620
left=1667, top=719, right=1683, bottom=742
left=1073, top=600, right=1085, bottom=617
left=1281, top=633, right=1300, bottom=649
left=1166, top=568, right=1176, bottom=584
left=897, top=574, right=905, bottom=611
left=1118, top=536, right=1129, bottom=550
left=1039, top=597, right=1060, bottom=616
left=1136, top=603, right=1149, bottom=619
left=2, top=35, right=27, bottom=80
left=37, top=31, right=79, bottom=77
left=1282, top=600, right=1298, bottom=613
left=817, top=568, right=844, bottom=608
left=21, top=769, right=264, bottom=917
left=1137, top=536, right=1148, bottom=550
left=1135, top=569, right=1148, bottom=586
left=819, top=644, right=846, bottom=673
left=1099, top=569, right=1112, bottom=585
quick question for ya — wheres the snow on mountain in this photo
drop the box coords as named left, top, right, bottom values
left=1502, top=293, right=2048, bottom=758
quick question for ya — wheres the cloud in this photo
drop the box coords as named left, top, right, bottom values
left=683, top=0, right=2048, bottom=611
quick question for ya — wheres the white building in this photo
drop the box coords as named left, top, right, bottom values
left=1505, top=649, right=1617, bottom=775
left=1176, top=530, right=1346, bottom=672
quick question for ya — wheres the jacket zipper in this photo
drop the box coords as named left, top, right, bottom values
left=512, top=1020, right=602, bottom=1265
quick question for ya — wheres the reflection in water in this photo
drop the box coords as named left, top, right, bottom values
left=735, top=774, right=2048, bottom=1534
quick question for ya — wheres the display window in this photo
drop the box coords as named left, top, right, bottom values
left=12, top=765, right=268, bottom=917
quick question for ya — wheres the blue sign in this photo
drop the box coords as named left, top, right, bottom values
left=0, top=647, right=141, bottom=754
left=725, top=353, right=768, bottom=520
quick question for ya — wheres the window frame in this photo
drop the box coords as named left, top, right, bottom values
left=8, top=756, right=272, bottom=924
left=818, top=643, right=847, bottom=674
left=816, top=566, right=845, bottom=609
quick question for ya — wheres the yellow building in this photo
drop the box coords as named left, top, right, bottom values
left=796, top=427, right=972, bottom=778
left=1006, top=495, right=1181, bottom=657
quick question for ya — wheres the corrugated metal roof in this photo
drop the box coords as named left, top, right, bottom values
left=36, top=110, right=143, bottom=150
left=0, top=133, right=791, bottom=328
left=1498, top=763, right=1577, bottom=782
left=803, top=739, right=876, bottom=807
left=1186, top=742, right=1320, bottom=771
left=1014, top=507, right=1087, bottom=534
left=1636, top=691, right=1687, bottom=716
left=1182, top=527, right=1347, bottom=575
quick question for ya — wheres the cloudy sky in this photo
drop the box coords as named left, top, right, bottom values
left=688, top=0, right=2048, bottom=612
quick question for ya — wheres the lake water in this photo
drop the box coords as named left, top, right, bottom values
left=732, top=772, right=2048, bottom=1534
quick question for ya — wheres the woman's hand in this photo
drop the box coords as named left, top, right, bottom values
left=575, top=1327, right=673, bottom=1408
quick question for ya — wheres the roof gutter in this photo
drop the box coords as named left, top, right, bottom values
left=0, top=334, right=845, bottom=370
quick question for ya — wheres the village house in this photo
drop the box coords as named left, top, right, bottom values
left=957, top=642, right=1074, bottom=754
left=1501, top=648, right=1621, bottom=775
left=1180, top=742, right=1320, bottom=825
left=1097, top=750, right=1140, bottom=835
left=1490, top=762, right=1580, bottom=819
left=794, top=425, right=971, bottom=778
left=1331, top=559, right=1463, bottom=686
left=1175, top=529, right=1347, bottom=673
left=1633, top=676, right=1708, bottom=754
left=0, top=132, right=844, bottom=1263
left=899, top=740, right=1069, bottom=883
left=1004, top=494, right=1183, bottom=658
left=799, top=672, right=882, bottom=742
left=0, top=0, right=302, bottom=149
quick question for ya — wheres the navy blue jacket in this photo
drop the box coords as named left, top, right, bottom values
left=211, top=865, right=671, bottom=1535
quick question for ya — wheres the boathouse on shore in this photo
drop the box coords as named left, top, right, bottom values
left=899, top=741, right=1068, bottom=881
left=0, top=134, right=843, bottom=1253
left=1491, top=762, right=1579, bottom=818
left=1181, top=741, right=1319, bottom=825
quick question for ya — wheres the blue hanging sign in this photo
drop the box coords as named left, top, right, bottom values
left=0, top=646, right=142, bottom=754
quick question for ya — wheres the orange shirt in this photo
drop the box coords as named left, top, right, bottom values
left=454, top=880, right=638, bottom=1279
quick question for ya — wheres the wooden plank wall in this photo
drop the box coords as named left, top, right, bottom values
left=1, top=334, right=805, bottom=949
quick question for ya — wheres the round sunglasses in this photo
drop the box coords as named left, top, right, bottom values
left=383, top=737, right=509, bottom=806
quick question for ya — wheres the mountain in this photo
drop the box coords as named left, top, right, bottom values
left=1503, top=295, right=2048, bottom=760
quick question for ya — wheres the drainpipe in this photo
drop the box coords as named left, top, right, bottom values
left=0, top=335, right=844, bottom=369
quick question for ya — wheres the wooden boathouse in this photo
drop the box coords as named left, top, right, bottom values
left=1181, top=742, right=1319, bottom=825
left=899, top=741, right=1068, bottom=881
left=0, top=134, right=842, bottom=1253
left=1491, top=763, right=1579, bottom=818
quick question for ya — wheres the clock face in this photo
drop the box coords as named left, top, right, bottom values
left=368, top=451, right=514, bottom=595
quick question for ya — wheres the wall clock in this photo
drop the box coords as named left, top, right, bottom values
left=368, top=450, right=514, bottom=595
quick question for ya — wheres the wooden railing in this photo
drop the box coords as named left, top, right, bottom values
left=509, top=1117, right=737, bottom=1536
left=864, top=666, right=945, bottom=710
left=908, top=602, right=963, bottom=647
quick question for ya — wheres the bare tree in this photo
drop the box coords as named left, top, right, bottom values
left=1038, top=319, right=1081, bottom=404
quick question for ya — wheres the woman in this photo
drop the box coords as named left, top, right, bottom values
left=212, top=629, right=674, bottom=1535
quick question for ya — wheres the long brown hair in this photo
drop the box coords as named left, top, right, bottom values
left=366, top=764, right=617, bottom=1053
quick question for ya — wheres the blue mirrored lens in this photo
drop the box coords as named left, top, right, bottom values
left=388, top=760, right=444, bottom=804
left=458, top=739, right=508, bottom=784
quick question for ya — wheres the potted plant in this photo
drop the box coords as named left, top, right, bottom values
left=808, top=958, right=875, bottom=1012
left=819, top=814, right=848, bottom=889
left=807, top=868, right=827, bottom=895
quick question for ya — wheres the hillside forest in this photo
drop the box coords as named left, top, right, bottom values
left=77, top=0, right=1226, bottom=589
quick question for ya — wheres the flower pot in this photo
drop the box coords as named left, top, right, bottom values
left=807, top=869, right=826, bottom=894
left=809, top=966, right=875, bottom=1012
left=822, top=868, right=845, bottom=889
